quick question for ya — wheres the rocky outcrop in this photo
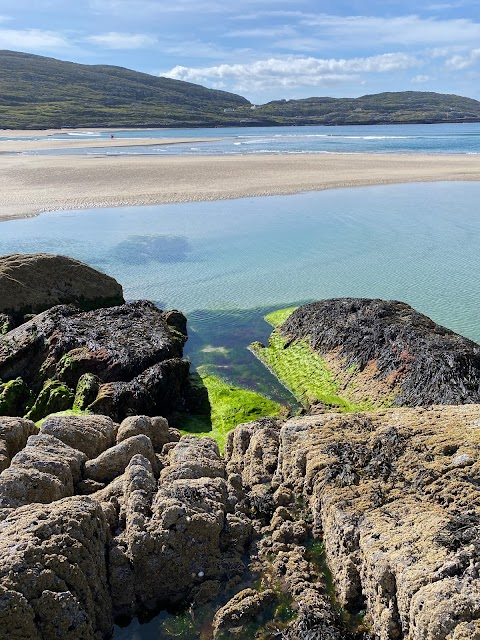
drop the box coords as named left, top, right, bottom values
left=1, top=406, right=480, bottom=638
left=230, top=405, right=480, bottom=640
left=279, top=298, right=480, bottom=406
left=0, top=253, right=124, bottom=322
left=0, top=414, right=253, bottom=638
left=0, top=300, right=191, bottom=421
left=0, top=496, right=112, bottom=640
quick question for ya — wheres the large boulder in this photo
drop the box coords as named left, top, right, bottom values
left=0, top=253, right=124, bottom=319
left=276, top=298, right=480, bottom=406
left=0, top=496, right=112, bottom=640
left=0, top=301, right=190, bottom=421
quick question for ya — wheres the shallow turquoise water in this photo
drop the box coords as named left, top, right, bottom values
left=2, top=181, right=480, bottom=401
left=1, top=182, right=479, bottom=338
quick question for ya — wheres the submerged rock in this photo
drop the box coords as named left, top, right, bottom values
left=0, top=253, right=124, bottom=320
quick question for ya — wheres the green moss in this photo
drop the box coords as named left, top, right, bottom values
left=73, top=373, right=100, bottom=411
left=0, top=377, right=30, bottom=416
left=26, top=379, right=75, bottom=422
left=174, top=371, right=286, bottom=451
left=251, top=331, right=378, bottom=412
left=264, top=306, right=298, bottom=328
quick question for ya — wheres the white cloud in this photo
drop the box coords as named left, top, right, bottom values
left=0, top=28, right=70, bottom=50
left=412, top=74, right=431, bottom=83
left=87, top=32, right=157, bottom=49
left=163, top=53, right=419, bottom=91
left=445, top=48, right=480, bottom=69
left=226, top=25, right=297, bottom=38
left=303, top=14, right=480, bottom=46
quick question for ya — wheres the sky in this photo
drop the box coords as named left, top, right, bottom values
left=1, top=0, right=480, bottom=104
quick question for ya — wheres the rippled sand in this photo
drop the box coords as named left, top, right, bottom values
left=2, top=148, right=480, bottom=221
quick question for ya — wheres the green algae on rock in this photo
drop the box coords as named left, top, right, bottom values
left=250, top=307, right=385, bottom=412
left=26, top=379, right=75, bottom=422
left=174, top=372, right=286, bottom=450
left=0, top=377, right=30, bottom=417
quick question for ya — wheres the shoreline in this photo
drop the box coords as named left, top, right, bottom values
left=2, top=151, right=480, bottom=222
left=0, top=136, right=223, bottom=153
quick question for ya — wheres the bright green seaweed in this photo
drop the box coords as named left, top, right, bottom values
left=174, top=370, right=285, bottom=451
left=251, top=307, right=384, bottom=412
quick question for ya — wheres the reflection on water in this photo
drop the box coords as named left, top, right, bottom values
left=111, top=235, right=192, bottom=264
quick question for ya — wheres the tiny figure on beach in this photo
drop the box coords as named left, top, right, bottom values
left=111, top=133, right=115, bottom=139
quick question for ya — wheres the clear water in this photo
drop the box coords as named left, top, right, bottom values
left=1, top=181, right=479, bottom=394
left=6, top=122, right=480, bottom=156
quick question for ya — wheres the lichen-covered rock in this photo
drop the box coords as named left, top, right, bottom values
left=225, top=417, right=280, bottom=488
left=266, top=405, right=480, bottom=640
left=85, top=434, right=158, bottom=483
left=161, top=436, right=225, bottom=482
left=116, top=415, right=180, bottom=452
left=40, top=414, right=117, bottom=459
left=0, top=496, right=112, bottom=639
left=279, top=298, right=480, bottom=406
left=14, top=434, right=86, bottom=485
left=0, top=416, right=37, bottom=472
left=0, top=253, right=124, bottom=319
left=0, top=431, right=88, bottom=509
left=108, top=436, right=242, bottom=620
left=212, top=588, right=277, bottom=638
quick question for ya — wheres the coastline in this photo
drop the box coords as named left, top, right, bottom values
left=2, top=150, right=480, bottom=221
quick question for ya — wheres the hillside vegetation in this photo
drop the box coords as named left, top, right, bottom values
left=2, top=50, right=480, bottom=129
left=0, top=50, right=249, bottom=128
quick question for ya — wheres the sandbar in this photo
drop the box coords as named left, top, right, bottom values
left=2, top=151, right=480, bottom=221
left=0, top=137, right=221, bottom=153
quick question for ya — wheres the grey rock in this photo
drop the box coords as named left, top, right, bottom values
left=0, top=416, right=37, bottom=472
left=116, top=415, right=180, bottom=453
left=0, top=496, right=111, bottom=639
left=0, top=252, right=124, bottom=318
left=85, top=434, right=158, bottom=483
left=41, top=414, right=117, bottom=459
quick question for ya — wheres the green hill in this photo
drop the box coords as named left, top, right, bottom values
left=252, top=91, right=480, bottom=125
left=1, top=50, right=480, bottom=129
left=0, top=50, right=250, bottom=128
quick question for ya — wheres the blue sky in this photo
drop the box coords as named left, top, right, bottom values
left=1, top=0, right=480, bottom=103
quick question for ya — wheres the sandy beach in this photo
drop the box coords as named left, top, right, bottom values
left=1, top=147, right=480, bottom=221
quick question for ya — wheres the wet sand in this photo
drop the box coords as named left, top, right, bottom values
left=2, top=151, right=480, bottom=221
left=0, top=137, right=220, bottom=153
